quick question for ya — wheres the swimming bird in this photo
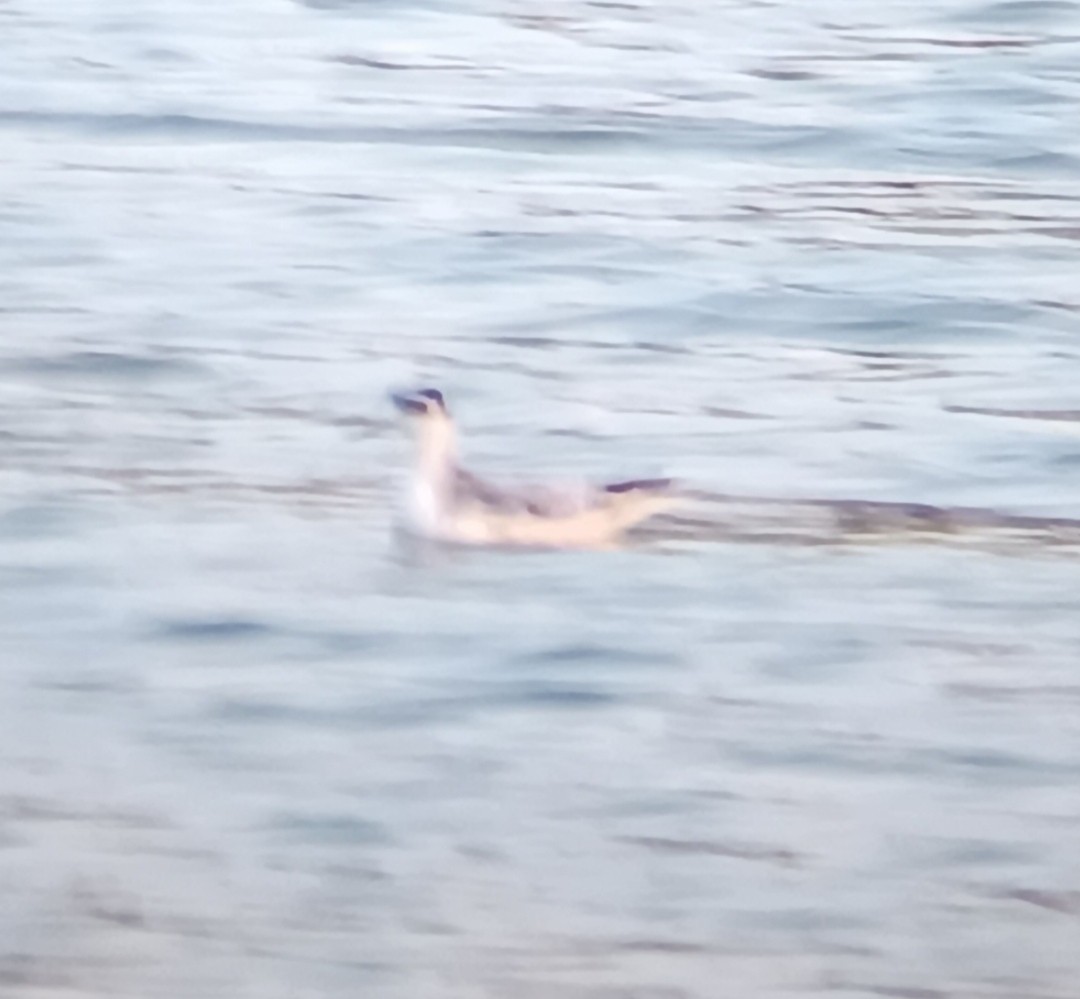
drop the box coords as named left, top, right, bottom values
left=391, top=388, right=678, bottom=547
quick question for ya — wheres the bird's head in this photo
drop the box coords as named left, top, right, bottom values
left=391, top=387, right=449, bottom=421
left=390, top=388, right=457, bottom=461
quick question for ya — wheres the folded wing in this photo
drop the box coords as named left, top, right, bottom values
left=454, top=468, right=673, bottom=519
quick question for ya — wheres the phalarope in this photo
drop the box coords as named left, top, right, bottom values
left=391, top=388, right=678, bottom=547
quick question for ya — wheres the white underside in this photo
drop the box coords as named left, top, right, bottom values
left=402, top=479, right=447, bottom=538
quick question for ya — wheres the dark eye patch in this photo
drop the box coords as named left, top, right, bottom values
left=417, top=388, right=445, bottom=409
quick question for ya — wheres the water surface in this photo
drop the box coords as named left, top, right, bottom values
left=2, top=1, right=1079, bottom=996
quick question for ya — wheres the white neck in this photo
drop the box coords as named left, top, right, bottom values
left=403, top=417, right=458, bottom=534
left=413, top=416, right=457, bottom=485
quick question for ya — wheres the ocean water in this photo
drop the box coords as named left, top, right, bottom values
left=1, top=1, right=1079, bottom=996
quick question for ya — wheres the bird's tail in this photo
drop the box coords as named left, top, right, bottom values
left=602, top=478, right=680, bottom=532
left=603, top=477, right=674, bottom=495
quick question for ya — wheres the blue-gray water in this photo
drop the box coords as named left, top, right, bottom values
left=2, top=1, right=1080, bottom=996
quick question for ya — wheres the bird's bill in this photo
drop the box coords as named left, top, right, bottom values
left=391, top=391, right=430, bottom=416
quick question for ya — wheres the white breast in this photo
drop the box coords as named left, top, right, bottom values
left=403, top=478, right=444, bottom=537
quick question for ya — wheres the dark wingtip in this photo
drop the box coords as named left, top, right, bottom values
left=604, top=477, right=674, bottom=495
